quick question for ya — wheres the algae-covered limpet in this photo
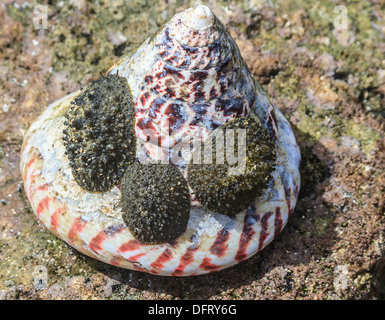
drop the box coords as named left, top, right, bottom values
left=20, top=5, right=301, bottom=276
left=121, top=163, right=190, bottom=245
left=187, top=117, right=277, bottom=216
left=63, top=73, right=136, bottom=193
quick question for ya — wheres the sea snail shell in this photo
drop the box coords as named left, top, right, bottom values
left=20, top=5, right=301, bottom=276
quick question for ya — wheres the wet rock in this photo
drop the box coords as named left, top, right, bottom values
left=1, top=0, right=384, bottom=300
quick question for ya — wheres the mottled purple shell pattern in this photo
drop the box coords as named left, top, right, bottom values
left=20, top=6, right=301, bottom=276
left=112, top=6, right=256, bottom=155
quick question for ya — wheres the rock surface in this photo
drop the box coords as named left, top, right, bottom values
left=0, top=0, right=384, bottom=300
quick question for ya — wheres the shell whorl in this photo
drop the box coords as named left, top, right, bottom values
left=110, top=5, right=257, bottom=153
left=20, top=5, right=301, bottom=276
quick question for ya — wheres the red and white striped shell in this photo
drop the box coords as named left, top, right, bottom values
left=20, top=5, right=301, bottom=276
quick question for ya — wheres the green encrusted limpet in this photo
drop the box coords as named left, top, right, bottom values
left=62, top=74, right=136, bottom=193
left=121, top=163, right=191, bottom=244
left=187, top=117, right=276, bottom=216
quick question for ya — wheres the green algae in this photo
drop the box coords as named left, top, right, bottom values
left=340, top=119, right=380, bottom=156
left=0, top=206, right=96, bottom=291
left=43, top=0, right=185, bottom=83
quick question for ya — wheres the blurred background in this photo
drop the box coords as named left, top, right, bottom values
left=0, top=0, right=384, bottom=299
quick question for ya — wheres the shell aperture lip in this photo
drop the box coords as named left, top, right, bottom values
left=62, top=74, right=136, bottom=193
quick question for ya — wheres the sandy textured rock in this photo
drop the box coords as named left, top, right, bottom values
left=0, top=0, right=384, bottom=299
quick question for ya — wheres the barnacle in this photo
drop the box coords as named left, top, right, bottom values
left=62, top=74, right=136, bottom=193
left=187, top=117, right=276, bottom=216
left=121, top=163, right=190, bottom=244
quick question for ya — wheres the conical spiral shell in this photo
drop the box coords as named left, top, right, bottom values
left=109, top=5, right=257, bottom=153
left=20, top=5, right=301, bottom=276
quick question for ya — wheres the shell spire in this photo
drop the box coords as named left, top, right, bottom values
left=110, top=5, right=257, bottom=154
left=179, top=4, right=215, bottom=31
